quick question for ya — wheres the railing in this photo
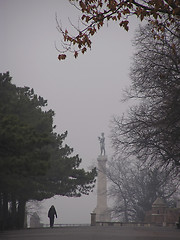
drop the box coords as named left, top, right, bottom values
left=42, top=223, right=90, bottom=228
left=94, top=221, right=177, bottom=227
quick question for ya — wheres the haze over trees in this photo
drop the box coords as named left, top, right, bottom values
left=56, top=1, right=180, bottom=221
left=107, top=156, right=180, bottom=222
left=57, top=1, right=180, bottom=170
left=111, top=20, right=180, bottom=171
left=0, top=72, right=96, bottom=230
left=107, top=19, right=180, bottom=221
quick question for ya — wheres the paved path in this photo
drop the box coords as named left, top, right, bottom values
left=0, top=226, right=180, bottom=240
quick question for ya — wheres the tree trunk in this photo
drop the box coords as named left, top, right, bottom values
left=0, top=193, right=3, bottom=230
left=17, top=198, right=26, bottom=229
left=11, top=194, right=17, bottom=229
left=124, top=199, right=128, bottom=222
left=2, top=192, right=9, bottom=230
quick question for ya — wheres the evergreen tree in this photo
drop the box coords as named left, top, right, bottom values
left=0, top=72, right=96, bottom=229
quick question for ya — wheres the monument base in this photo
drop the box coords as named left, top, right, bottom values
left=93, top=207, right=111, bottom=222
left=94, top=134, right=111, bottom=223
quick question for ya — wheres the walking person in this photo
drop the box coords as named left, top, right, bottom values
left=48, top=205, right=57, bottom=228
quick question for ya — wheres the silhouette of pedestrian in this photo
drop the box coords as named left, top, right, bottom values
left=48, top=205, right=57, bottom=228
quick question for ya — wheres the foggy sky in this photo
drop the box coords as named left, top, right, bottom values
left=0, top=0, right=138, bottom=224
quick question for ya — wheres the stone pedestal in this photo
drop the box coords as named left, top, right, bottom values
left=91, top=213, right=96, bottom=226
left=93, top=155, right=111, bottom=222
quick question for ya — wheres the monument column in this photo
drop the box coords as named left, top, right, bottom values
left=93, top=133, right=111, bottom=222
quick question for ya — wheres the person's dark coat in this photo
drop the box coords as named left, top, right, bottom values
left=48, top=205, right=57, bottom=227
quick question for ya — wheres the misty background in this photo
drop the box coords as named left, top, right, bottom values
left=0, top=0, right=138, bottom=225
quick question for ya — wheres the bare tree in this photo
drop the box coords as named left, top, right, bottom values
left=111, top=19, right=180, bottom=172
left=107, top=156, right=179, bottom=222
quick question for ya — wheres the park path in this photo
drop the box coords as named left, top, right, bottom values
left=0, top=226, right=180, bottom=240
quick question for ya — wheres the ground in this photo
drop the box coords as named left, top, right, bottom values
left=0, top=226, right=180, bottom=240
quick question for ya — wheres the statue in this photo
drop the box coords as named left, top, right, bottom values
left=98, top=132, right=105, bottom=155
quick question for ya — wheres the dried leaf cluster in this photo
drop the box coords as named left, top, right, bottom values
left=57, top=0, right=180, bottom=60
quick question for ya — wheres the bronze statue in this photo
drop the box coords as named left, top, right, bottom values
left=98, top=132, right=105, bottom=155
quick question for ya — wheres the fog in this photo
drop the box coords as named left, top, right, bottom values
left=1, top=0, right=138, bottom=224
